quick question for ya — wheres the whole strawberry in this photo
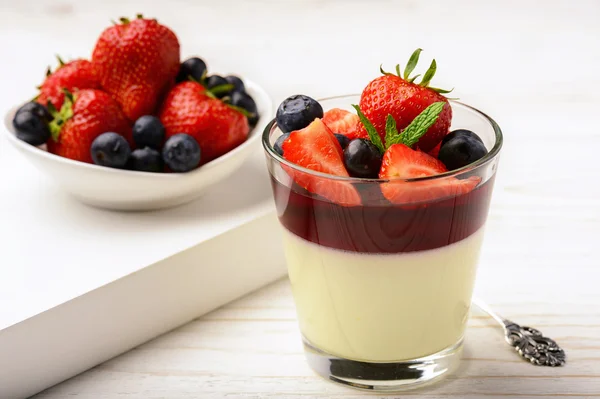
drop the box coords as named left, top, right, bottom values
left=46, top=89, right=131, bottom=163
left=37, top=57, right=100, bottom=110
left=92, top=15, right=180, bottom=121
left=159, top=81, right=249, bottom=163
left=358, top=49, right=452, bottom=152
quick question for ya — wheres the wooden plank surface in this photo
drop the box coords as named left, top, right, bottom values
left=0, top=0, right=597, bottom=397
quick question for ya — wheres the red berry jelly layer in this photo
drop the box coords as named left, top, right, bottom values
left=272, top=176, right=495, bottom=253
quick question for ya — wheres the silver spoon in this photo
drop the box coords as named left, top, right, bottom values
left=472, top=298, right=566, bottom=367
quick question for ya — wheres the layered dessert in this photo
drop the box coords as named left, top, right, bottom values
left=264, top=49, right=500, bottom=367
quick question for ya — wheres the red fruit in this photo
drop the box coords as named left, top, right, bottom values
left=46, top=89, right=131, bottom=163
left=427, top=141, right=442, bottom=158
left=37, top=58, right=100, bottom=110
left=282, top=118, right=361, bottom=206
left=92, top=16, right=180, bottom=121
left=358, top=50, right=453, bottom=152
left=379, top=144, right=478, bottom=204
left=159, top=81, right=249, bottom=163
left=322, top=108, right=366, bottom=140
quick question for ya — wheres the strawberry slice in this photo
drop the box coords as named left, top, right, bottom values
left=282, top=118, right=361, bottom=206
left=379, top=144, right=479, bottom=204
left=322, top=108, right=366, bottom=140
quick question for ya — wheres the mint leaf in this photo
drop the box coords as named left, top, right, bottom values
left=403, top=48, right=422, bottom=80
left=352, top=104, right=384, bottom=153
left=420, top=59, right=437, bottom=87
left=384, top=115, right=401, bottom=147
left=400, top=102, right=445, bottom=148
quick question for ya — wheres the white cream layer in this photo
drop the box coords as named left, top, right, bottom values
left=282, top=227, right=485, bottom=362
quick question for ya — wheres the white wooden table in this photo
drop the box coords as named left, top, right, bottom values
left=1, top=0, right=598, bottom=397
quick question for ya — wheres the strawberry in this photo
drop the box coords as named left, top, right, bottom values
left=158, top=81, right=249, bottom=163
left=322, top=108, right=366, bottom=140
left=92, top=16, right=180, bottom=121
left=281, top=118, right=361, bottom=206
left=426, top=141, right=442, bottom=158
left=379, top=144, right=479, bottom=204
left=37, top=57, right=100, bottom=110
left=46, top=89, right=131, bottom=163
left=358, top=49, right=452, bottom=152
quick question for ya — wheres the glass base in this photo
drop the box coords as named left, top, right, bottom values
left=303, top=337, right=462, bottom=392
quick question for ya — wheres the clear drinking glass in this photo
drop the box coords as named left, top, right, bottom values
left=262, top=95, right=503, bottom=391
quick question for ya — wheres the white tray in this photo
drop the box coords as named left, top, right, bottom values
left=0, top=143, right=286, bottom=399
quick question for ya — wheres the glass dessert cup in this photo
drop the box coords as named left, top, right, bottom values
left=262, top=95, right=503, bottom=391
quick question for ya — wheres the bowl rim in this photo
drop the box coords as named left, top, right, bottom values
left=3, top=79, right=273, bottom=179
left=262, top=94, right=503, bottom=183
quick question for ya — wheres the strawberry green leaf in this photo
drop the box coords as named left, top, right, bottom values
left=56, top=55, right=65, bottom=67
left=408, top=74, right=421, bottom=84
left=48, top=91, right=75, bottom=142
left=420, top=59, right=437, bottom=87
left=227, top=104, right=253, bottom=118
left=352, top=104, right=384, bottom=153
left=45, top=66, right=52, bottom=77
left=379, top=64, right=393, bottom=76
left=384, top=115, right=401, bottom=148
left=403, top=48, right=422, bottom=80
left=428, top=86, right=454, bottom=94
left=209, top=84, right=234, bottom=95
left=400, top=101, right=445, bottom=148
left=395, top=64, right=401, bottom=77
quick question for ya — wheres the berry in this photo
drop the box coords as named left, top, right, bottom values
left=379, top=144, right=478, bottom=204
left=132, top=115, right=165, bottom=150
left=176, top=57, right=207, bottom=83
left=276, top=95, right=323, bottom=133
left=334, top=133, right=350, bottom=150
left=343, top=139, right=382, bottom=179
left=438, top=133, right=487, bottom=170
left=322, top=108, right=364, bottom=140
left=281, top=118, right=361, bottom=206
left=441, top=129, right=484, bottom=147
left=225, top=75, right=245, bottom=93
left=12, top=103, right=51, bottom=146
left=358, top=49, right=452, bottom=152
left=91, top=132, right=131, bottom=169
left=230, top=91, right=259, bottom=127
left=274, top=133, right=290, bottom=156
left=92, top=16, right=180, bottom=121
left=37, top=58, right=100, bottom=110
left=128, top=147, right=163, bottom=172
left=46, top=89, right=131, bottom=163
left=159, top=81, right=249, bottom=163
left=17, top=102, right=52, bottom=121
left=162, top=134, right=201, bottom=172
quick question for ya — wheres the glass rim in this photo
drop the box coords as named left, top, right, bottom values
left=262, top=95, right=503, bottom=183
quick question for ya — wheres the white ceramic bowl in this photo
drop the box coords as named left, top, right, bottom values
left=3, top=80, right=273, bottom=211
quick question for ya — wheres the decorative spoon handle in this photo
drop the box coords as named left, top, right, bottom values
left=471, top=298, right=566, bottom=367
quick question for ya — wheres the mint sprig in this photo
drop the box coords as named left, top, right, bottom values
left=384, top=102, right=445, bottom=149
left=352, top=104, right=385, bottom=153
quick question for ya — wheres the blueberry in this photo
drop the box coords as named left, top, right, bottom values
left=231, top=91, right=259, bottom=127
left=273, top=133, right=290, bottom=156
left=12, top=103, right=51, bottom=146
left=206, top=75, right=231, bottom=98
left=132, top=115, right=165, bottom=150
left=128, top=147, right=163, bottom=173
left=90, top=132, right=131, bottom=169
left=276, top=95, right=323, bottom=133
left=176, top=57, right=207, bottom=83
left=225, top=75, right=245, bottom=93
left=334, top=134, right=350, bottom=150
left=343, top=139, right=382, bottom=179
left=162, top=134, right=201, bottom=172
left=16, top=102, right=52, bottom=121
left=438, top=134, right=488, bottom=170
left=441, top=129, right=484, bottom=147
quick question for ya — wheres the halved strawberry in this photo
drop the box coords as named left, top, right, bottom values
left=282, top=118, right=361, bottom=206
left=379, top=144, right=479, bottom=204
left=322, top=108, right=366, bottom=140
